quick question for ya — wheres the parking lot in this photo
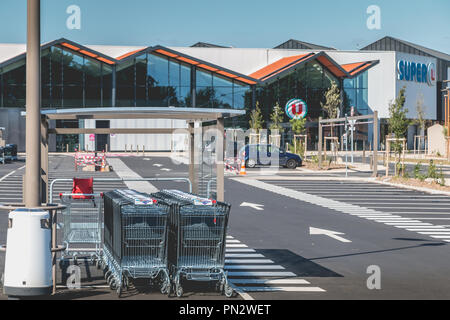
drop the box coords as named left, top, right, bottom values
left=1, top=155, right=450, bottom=300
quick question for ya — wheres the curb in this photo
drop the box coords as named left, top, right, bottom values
left=367, top=177, right=450, bottom=196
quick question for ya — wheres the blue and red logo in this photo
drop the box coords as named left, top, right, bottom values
left=397, top=60, right=436, bottom=87
left=285, top=99, right=308, bottom=120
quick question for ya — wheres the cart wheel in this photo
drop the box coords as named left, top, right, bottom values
left=122, top=276, right=129, bottom=290
left=224, top=284, right=234, bottom=298
left=109, top=279, right=117, bottom=290
left=160, top=280, right=170, bottom=295
left=104, top=270, right=111, bottom=280
left=117, top=285, right=122, bottom=298
left=176, top=284, right=183, bottom=298
left=106, top=274, right=114, bottom=285
left=73, top=256, right=78, bottom=265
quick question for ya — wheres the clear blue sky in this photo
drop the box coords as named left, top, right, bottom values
left=0, top=0, right=449, bottom=54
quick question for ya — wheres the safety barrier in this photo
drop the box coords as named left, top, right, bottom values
left=74, top=151, right=107, bottom=171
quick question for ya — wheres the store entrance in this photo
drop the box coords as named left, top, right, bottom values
left=95, top=120, right=110, bottom=151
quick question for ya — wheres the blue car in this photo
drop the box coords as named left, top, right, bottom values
left=240, top=144, right=302, bottom=169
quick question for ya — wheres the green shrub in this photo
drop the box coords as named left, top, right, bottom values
left=427, top=160, right=437, bottom=180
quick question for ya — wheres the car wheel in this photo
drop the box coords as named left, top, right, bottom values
left=286, top=159, right=298, bottom=169
left=246, top=159, right=257, bottom=168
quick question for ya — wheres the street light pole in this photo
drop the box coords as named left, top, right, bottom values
left=24, top=0, right=41, bottom=207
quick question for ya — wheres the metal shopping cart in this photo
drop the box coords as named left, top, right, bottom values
left=152, top=189, right=233, bottom=298
left=59, top=178, right=103, bottom=265
left=101, top=189, right=171, bottom=297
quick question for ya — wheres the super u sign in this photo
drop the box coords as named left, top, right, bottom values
left=285, top=99, right=308, bottom=119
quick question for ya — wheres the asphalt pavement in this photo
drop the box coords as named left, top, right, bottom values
left=1, top=154, right=450, bottom=300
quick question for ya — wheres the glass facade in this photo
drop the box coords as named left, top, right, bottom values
left=0, top=45, right=113, bottom=108
left=0, top=46, right=251, bottom=111
left=343, top=71, right=369, bottom=115
left=255, top=61, right=339, bottom=124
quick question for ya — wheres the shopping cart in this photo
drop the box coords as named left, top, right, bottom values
left=101, top=189, right=171, bottom=297
left=152, top=189, right=233, bottom=298
left=59, top=178, right=103, bottom=265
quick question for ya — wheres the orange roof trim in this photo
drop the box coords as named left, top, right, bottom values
left=341, top=62, right=366, bottom=73
left=97, top=57, right=115, bottom=65
left=79, top=50, right=98, bottom=58
left=116, top=49, right=146, bottom=60
left=155, top=49, right=178, bottom=58
left=197, top=64, right=219, bottom=72
left=249, top=54, right=311, bottom=80
left=61, top=42, right=80, bottom=51
left=217, top=70, right=238, bottom=78
left=176, top=56, right=199, bottom=65
left=234, top=77, right=257, bottom=85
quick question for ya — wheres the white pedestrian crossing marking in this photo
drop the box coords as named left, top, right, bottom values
left=224, top=239, right=326, bottom=293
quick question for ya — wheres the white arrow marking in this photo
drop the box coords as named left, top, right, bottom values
left=240, top=202, right=264, bottom=211
left=161, top=168, right=171, bottom=172
left=153, top=164, right=163, bottom=167
left=309, top=227, right=352, bottom=243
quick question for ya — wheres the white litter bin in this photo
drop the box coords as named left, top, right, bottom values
left=3, top=209, right=52, bottom=297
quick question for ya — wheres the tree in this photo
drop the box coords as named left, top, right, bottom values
left=269, top=102, right=284, bottom=133
left=388, top=86, right=410, bottom=176
left=290, top=117, right=306, bottom=135
left=249, top=101, right=264, bottom=133
left=415, top=94, right=426, bottom=134
left=290, top=117, right=307, bottom=155
left=321, top=82, right=341, bottom=119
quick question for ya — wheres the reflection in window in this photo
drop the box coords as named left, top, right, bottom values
left=117, top=59, right=135, bottom=107
left=343, top=71, right=369, bottom=115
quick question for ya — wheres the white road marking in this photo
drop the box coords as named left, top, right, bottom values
left=227, top=271, right=297, bottom=277
left=226, top=239, right=241, bottom=243
left=230, top=279, right=310, bottom=285
left=238, top=286, right=326, bottom=292
left=240, top=202, right=264, bottom=211
left=226, top=248, right=256, bottom=253
left=405, top=229, right=450, bottom=232
left=309, top=227, right=351, bottom=243
left=225, top=254, right=265, bottom=258
left=225, top=265, right=285, bottom=270
left=234, top=178, right=450, bottom=242
left=226, top=244, right=248, bottom=248
left=225, top=259, right=274, bottom=264
left=419, top=232, right=450, bottom=235
left=107, top=158, right=158, bottom=193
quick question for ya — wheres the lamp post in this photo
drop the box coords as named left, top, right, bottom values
left=442, top=80, right=450, bottom=160
left=24, top=0, right=41, bottom=207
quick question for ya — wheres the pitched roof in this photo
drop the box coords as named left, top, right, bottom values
left=248, top=54, right=314, bottom=81
left=341, top=60, right=380, bottom=77
left=0, top=38, right=257, bottom=85
left=361, top=36, right=450, bottom=62
left=274, top=39, right=336, bottom=51
left=191, top=42, right=230, bottom=48
left=248, top=52, right=373, bottom=83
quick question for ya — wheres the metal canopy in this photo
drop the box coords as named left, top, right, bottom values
left=21, top=107, right=245, bottom=121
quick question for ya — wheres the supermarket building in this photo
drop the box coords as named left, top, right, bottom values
left=0, top=36, right=448, bottom=152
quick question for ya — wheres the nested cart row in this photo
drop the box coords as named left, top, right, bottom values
left=100, top=189, right=171, bottom=297
left=152, top=189, right=233, bottom=298
left=57, top=179, right=232, bottom=298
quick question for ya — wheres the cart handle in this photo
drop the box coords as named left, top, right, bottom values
left=51, top=245, right=66, bottom=253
